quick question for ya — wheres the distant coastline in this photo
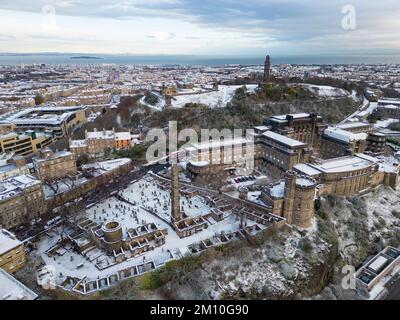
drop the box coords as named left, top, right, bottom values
left=0, top=53, right=399, bottom=66
left=70, top=56, right=102, bottom=60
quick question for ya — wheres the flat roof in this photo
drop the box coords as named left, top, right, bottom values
left=270, top=113, right=312, bottom=121
left=296, top=178, right=316, bottom=187
left=70, top=139, right=87, bottom=148
left=0, top=269, right=38, bottom=300
left=337, top=122, right=371, bottom=130
left=310, top=154, right=378, bottom=173
left=190, top=137, right=250, bottom=150
left=35, top=150, right=73, bottom=163
left=269, top=181, right=285, bottom=198
left=262, top=131, right=306, bottom=148
left=87, top=130, right=114, bottom=139
left=0, top=229, right=22, bottom=255
left=0, top=175, right=41, bottom=202
left=368, top=256, right=388, bottom=273
left=324, top=127, right=368, bottom=143
left=293, top=163, right=321, bottom=177
left=0, top=106, right=85, bottom=126
left=254, top=125, right=270, bottom=131
left=378, top=99, right=400, bottom=106
left=115, top=132, right=132, bottom=140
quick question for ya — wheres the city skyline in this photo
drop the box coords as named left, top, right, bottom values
left=0, top=0, right=399, bottom=56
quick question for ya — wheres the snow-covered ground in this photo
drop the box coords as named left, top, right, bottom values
left=171, top=85, right=257, bottom=109
left=340, top=97, right=371, bottom=124
left=35, top=175, right=261, bottom=284
left=200, top=217, right=328, bottom=299
left=297, top=84, right=351, bottom=98
left=140, top=85, right=258, bottom=110
left=363, top=186, right=400, bottom=238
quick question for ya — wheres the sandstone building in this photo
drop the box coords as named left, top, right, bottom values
left=256, top=129, right=312, bottom=178
left=0, top=175, right=45, bottom=229
left=263, top=113, right=326, bottom=148
left=184, top=112, right=400, bottom=229
left=320, top=127, right=368, bottom=158
left=261, top=172, right=317, bottom=228
left=374, top=99, right=400, bottom=120
left=0, top=131, right=54, bottom=157
left=0, top=229, right=26, bottom=273
left=0, top=106, right=87, bottom=139
left=33, top=149, right=77, bottom=181
left=70, top=128, right=133, bottom=158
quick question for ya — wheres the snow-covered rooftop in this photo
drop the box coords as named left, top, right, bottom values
left=337, top=122, right=371, bottom=130
left=369, top=256, right=388, bottom=273
left=0, top=106, right=85, bottom=126
left=0, top=269, right=37, bottom=300
left=378, top=104, right=399, bottom=110
left=0, top=175, right=41, bottom=202
left=81, top=158, right=131, bottom=174
left=296, top=178, right=316, bottom=187
left=262, top=130, right=306, bottom=148
left=293, top=163, right=321, bottom=177
left=310, top=154, right=378, bottom=173
left=86, top=130, right=114, bottom=140
left=378, top=99, right=400, bottom=106
left=254, top=125, right=270, bottom=132
left=270, top=113, right=311, bottom=121
left=324, top=127, right=368, bottom=143
left=190, top=137, right=251, bottom=150
left=70, top=139, right=87, bottom=148
left=34, top=150, right=73, bottom=163
left=0, top=229, right=22, bottom=255
left=188, top=160, right=209, bottom=167
left=114, top=132, right=132, bottom=141
left=269, top=181, right=285, bottom=198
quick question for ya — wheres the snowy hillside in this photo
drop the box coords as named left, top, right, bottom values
left=139, top=85, right=258, bottom=110
left=171, top=85, right=257, bottom=109
left=296, top=84, right=351, bottom=99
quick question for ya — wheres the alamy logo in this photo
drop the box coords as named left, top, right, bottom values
left=341, top=5, right=356, bottom=30
left=341, top=265, right=356, bottom=290
left=145, top=121, right=255, bottom=174
left=41, top=5, right=57, bottom=31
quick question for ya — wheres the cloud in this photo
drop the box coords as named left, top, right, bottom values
left=0, top=1, right=399, bottom=55
left=145, top=32, right=176, bottom=40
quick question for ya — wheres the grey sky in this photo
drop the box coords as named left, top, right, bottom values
left=0, top=0, right=399, bottom=55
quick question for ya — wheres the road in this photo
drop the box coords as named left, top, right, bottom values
left=340, top=95, right=370, bottom=124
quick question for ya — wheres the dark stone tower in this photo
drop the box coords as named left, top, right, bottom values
left=165, top=95, right=172, bottom=108
left=283, top=171, right=296, bottom=224
left=213, top=78, right=219, bottom=91
left=263, top=55, right=271, bottom=82
left=171, top=163, right=181, bottom=222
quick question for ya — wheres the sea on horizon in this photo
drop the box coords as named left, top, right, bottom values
left=0, top=53, right=399, bottom=66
